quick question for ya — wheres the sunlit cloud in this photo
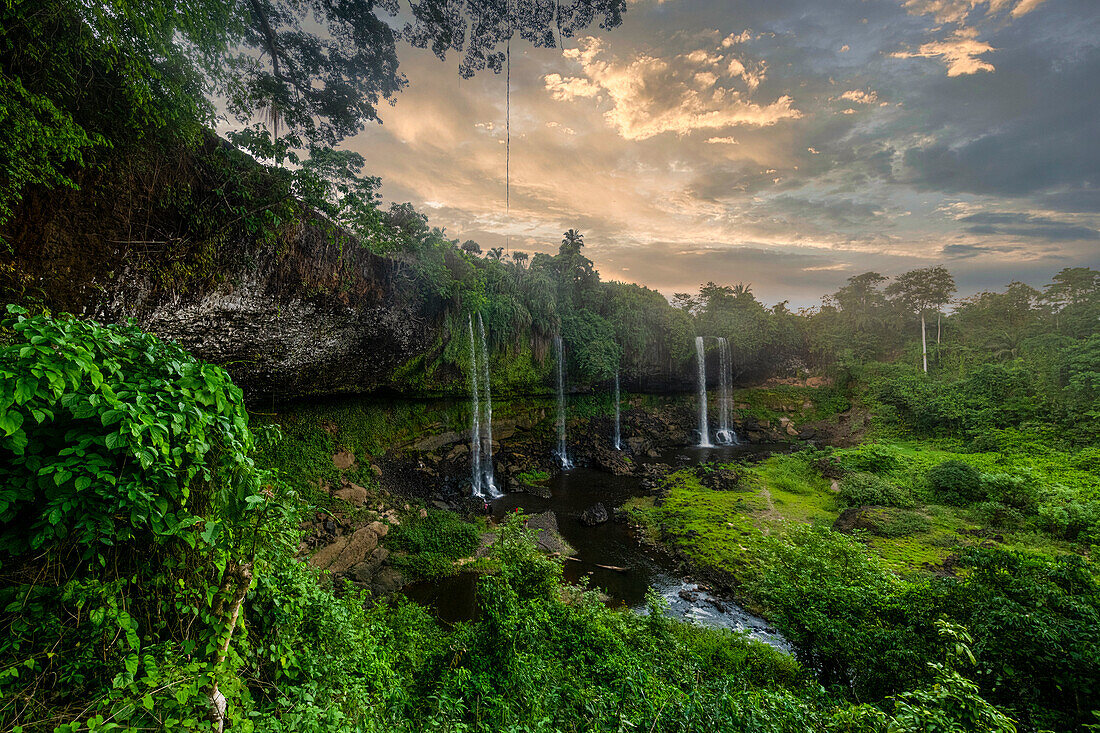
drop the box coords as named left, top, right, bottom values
left=544, top=37, right=801, bottom=141
left=837, top=89, right=879, bottom=104
left=891, top=27, right=995, bottom=76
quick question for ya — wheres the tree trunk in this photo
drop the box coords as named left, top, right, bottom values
left=208, top=562, right=253, bottom=733
left=937, top=312, right=941, bottom=345
left=921, top=311, right=928, bottom=373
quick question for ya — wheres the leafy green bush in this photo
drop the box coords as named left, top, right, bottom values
left=838, top=472, right=914, bottom=508
left=927, top=460, right=984, bottom=505
left=973, top=501, right=1025, bottom=529
left=0, top=307, right=276, bottom=730
left=387, top=508, right=480, bottom=580
left=979, top=472, right=1038, bottom=513
left=838, top=443, right=902, bottom=473
left=1035, top=487, right=1100, bottom=542
left=864, top=508, right=930, bottom=538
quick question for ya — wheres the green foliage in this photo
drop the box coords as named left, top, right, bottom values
left=0, top=305, right=258, bottom=557
left=751, top=524, right=937, bottom=699
left=839, top=472, right=914, bottom=508
left=0, top=76, right=103, bottom=236
left=387, top=509, right=480, bottom=580
left=927, top=460, right=984, bottom=506
left=514, top=469, right=551, bottom=485
left=838, top=443, right=903, bottom=473
left=0, top=308, right=282, bottom=730
left=889, top=622, right=1017, bottom=733
left=935, top=548, right=1100, bottom=731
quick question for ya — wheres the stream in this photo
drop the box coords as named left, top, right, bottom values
left=404, top=442, right=791, bottom=652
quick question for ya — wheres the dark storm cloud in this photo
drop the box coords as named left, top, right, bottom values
left=892, top=1, right=1100, bottom=200
left=959, top=212, right=1100, bottom=240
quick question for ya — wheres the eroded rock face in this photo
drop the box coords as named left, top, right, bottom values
left=90, top=222, right=439, bottom=400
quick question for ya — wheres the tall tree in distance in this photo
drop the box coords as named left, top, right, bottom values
left=561, top=229, right=585, bottom=254
left=887, top=266, right=956, bottom=373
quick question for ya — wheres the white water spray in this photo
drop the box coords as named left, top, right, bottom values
left=695, top=336, right=712, bottom=447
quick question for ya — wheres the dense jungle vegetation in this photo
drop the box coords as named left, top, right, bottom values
left=3, top=1, right=1100, bottom=732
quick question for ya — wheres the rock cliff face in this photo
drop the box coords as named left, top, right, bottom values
left=90, top=222, right=439, bottom=401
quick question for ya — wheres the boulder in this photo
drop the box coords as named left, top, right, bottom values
left=332, top=451, right=356, bottom=470
left=412, top=431, right=462, bottom=452
left=579, top=502, right=610, bottom=526
left=593, top=448, right=633, bottom=476
left=309, top=525, right=381, bottom=575
left=526, top=511, right=574, bottom=555
left=698, top=466, right=742, bottom=491
left=371, top=567, right=405, bottom=595
left=333, top=483, right=368, bottom=506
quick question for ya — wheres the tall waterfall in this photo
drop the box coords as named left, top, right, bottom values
left=695, top=336, right=712, bottom=447
left=554, top=336, right=573, bottom=469
left=467, top=315, right=483, bottom=496
left=613, top=370, right=622, bottom=450
left=715, top=337, right=739, bottom=445
left=476, top=313, right=498, bottom=495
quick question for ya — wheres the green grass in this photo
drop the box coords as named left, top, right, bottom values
left=731, top=385, right=850, bottom=425
left=515, top=468, right=551, bottom=484
left=386, top=508, right=484, bottom=580
left=629, top=438, right=1100, bottom=579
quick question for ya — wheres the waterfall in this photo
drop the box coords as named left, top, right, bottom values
left=468, top=315, right=483, bottom=496
left=715, top=337, right=739, bottom=445
left=695, top=336, right=712, bottom=447
left=476, top=313, right=499, bottom=495
left=613, top=370, right=622, bottom=450
left=554, top=336, right=573, bottom=469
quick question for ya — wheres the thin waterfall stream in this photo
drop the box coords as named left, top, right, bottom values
left=555, top=336, right=573, bottom=469
left=695, top=336, right=712, bottom=447
left=467, top=315, right=482, bottom=496
left=476, top=314, right=499, bottom=496
left=715, top=337, right=738, bottom=445
left=613, top=370, right=622, bottom=450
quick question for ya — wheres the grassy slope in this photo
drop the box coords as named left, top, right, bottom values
left=628, top=440, right=1098, bottom=583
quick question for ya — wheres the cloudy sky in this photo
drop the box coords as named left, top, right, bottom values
left=347, top=0, right=1099, bottom=307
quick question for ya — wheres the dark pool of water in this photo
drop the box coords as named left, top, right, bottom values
left=403, top=442, right=790, bottom=651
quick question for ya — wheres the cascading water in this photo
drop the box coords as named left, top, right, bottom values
left=554, top=336, right=573, bottom=469
left=715, top=337, right=739, bottom=445
left=613, top=370, right=622, bottom=450
left=468, top=315, right=483, bottom=496
left=695, top=336, right=712, bottom=447
left=476, top=313, right=499, bottom=496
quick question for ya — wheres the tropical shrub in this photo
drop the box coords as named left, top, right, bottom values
left=0, top=306, right=277, bottom=729
left=387, top=508, right=480, bottom=580
left=838, top=472, right=914, bottom=508
left=927, top=460, right=984, bottom=505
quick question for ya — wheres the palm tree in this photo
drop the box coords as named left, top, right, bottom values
left=561, top=229, right=584, bottom=251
